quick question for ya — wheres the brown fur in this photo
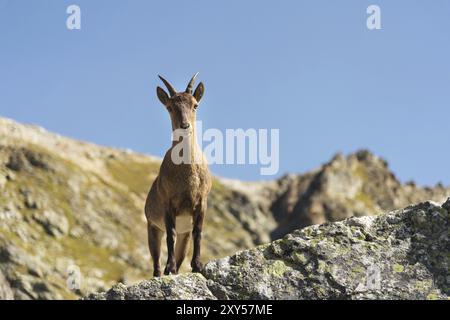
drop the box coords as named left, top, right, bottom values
left=145, top=75, right=211, bottom=276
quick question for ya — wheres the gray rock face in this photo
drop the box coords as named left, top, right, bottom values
left=269, top=150, right=450, bottom=240
left=85, top=273, right=216, bottom=300
left=87, top=199, right=450, bottom=300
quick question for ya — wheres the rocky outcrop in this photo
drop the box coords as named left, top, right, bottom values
left=87, top=200, right=450, bottom=300
left=85, top=273, right=216, bottom=300
left=267, top=151, right=450, bottom=239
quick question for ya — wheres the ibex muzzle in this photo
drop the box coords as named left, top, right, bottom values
left=144, top=74, right=211, bottom=277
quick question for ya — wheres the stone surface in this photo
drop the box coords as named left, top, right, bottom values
left=88, top=200, right=450, bottom=300
left=85, top=273, right=216, bottom=300
left=0, top=270, right=14, bottom=300
left=268, top=150, right=450, bottom=239
left=32, top=210, right=69, bottom=238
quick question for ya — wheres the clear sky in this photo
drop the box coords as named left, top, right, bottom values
left=1, top=0, right=449, bottom=185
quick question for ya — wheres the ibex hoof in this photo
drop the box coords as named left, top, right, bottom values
left=153, top=270, right=162, bottom=277
left=191, top=261, right=204, bottom=273
left=164, top=265, right=177, bottom=275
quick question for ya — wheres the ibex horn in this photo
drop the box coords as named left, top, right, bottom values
left=158, top=75, right=177, bottom=97
left=185, top=72, right=199, bottom=94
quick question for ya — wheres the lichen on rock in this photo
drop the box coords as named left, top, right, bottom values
left=88, top=199, right=450, bottom=300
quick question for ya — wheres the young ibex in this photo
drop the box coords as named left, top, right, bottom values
left=145, top=74, right=212, bottom=277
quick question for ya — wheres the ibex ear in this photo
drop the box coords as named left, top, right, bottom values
left=193, top=82, right=204, bottom=103
left=156, top=87, right=170, bottom=106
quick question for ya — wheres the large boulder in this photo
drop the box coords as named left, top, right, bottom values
left=86, top=199, right=450, bottom=300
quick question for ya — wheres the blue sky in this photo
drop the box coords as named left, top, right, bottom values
left=0, top=0, right=449, bottom=185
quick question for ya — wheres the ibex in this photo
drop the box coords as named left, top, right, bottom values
left=145, top=74, right=212, bottom=276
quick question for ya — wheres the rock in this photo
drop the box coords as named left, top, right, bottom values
left=21, top=189, right=39, bottom=210
left=0, top=241, right=49, bottom=281
left=5, top=147, right=51, bottom=172
left=32, top=210, right=69, bottom=238
left=0, top=270, right=14, bottom=300
left=5, top=152, right=26, bottom=172
left=84, top=273, right=216, bottom=300
left=87, top=200, right=450, bottom=300
left=0, top=173, right=6, bottom=190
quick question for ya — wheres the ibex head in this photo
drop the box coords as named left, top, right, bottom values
left=156, top=73, right=204, bottom=132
